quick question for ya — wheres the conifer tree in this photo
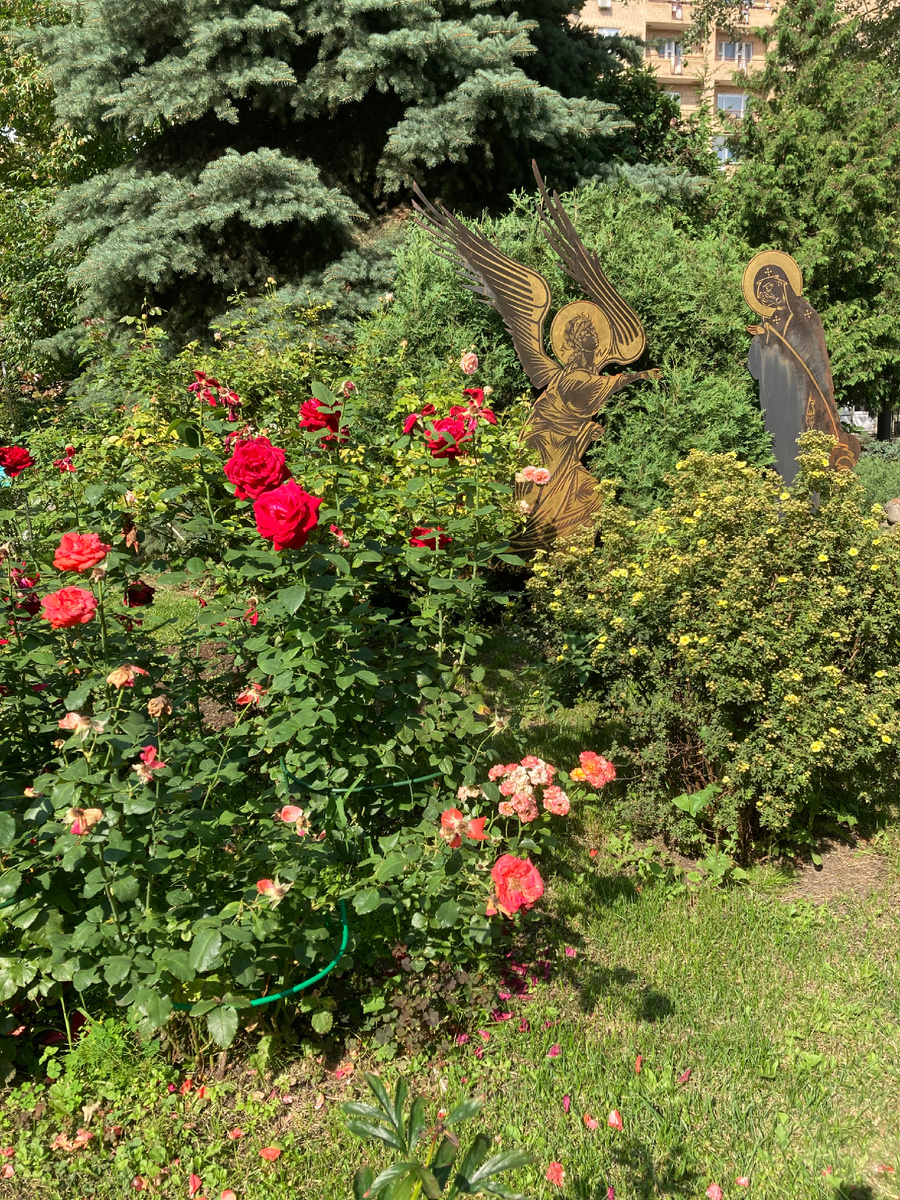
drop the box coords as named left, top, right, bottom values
left=25, top=0, right=629, bottom=336
left=725, top=0, right=900, bottom=419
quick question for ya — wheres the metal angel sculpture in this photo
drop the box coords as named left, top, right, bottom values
left=743, top=250, right=860, bottom=483
left=412, top=164, right=660, bottom=554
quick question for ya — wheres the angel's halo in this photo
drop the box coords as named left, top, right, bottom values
left=550, top=301, right=612, bottom=371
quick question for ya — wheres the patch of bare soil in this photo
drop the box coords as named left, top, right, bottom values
left=781, top=839, right=893, bottom=905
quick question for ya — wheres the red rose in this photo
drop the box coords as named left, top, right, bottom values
left=125, top=580, right=155, bottom=607
left=0, top=446, right=35, bottom=476
left=299, top=397, right=348, bottom=445
left=254, top=479, right=322, bottom=551
left=409, top=526, right=452, bottom=550
left=40, top=586, right=98, bottom=629
left=53, top=532, right=111, bottom=573
left=223, top=437, right=291, bottom=499
left=490, top=854, right=544, bottom=917
left=424, top=416, right=471, bottom=460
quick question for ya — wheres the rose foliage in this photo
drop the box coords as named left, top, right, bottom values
left=0, top=339, right=574, bottom=1050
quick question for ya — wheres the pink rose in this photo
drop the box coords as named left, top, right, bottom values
left=490, top=854, right=544, bottom=916
left=459, top=352, right=479, bottom=375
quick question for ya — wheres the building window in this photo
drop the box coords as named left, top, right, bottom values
left=665, top=91, right=683, bottom=105
left=598, top=0, right=613, bottom=10
left=712, top=136, right=737, bottom=165
left=597, top=27, right=621, bottom=35
left=717, top=92, right=747, bottom=116
left=671, top=2, right=683, bottom=17
left=717, top=40, right=754, bottom=66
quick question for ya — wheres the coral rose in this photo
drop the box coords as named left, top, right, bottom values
left=223, top=436, right=291, bottom=499
left=254, top=479, right=322, bottom=551
left=67, top=807, right=103, bottom=836
left=40, top=587, right=98, bottom=629
left=53, top=532, right=111, bottom=573
left=0, top=445, right=34, bottom=476
left=490, top=854, right=544, bottom=916
left=459, top=352, right=479, bottom=375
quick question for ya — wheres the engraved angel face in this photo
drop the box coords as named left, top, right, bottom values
left=555, top=305, right=612, bottom=372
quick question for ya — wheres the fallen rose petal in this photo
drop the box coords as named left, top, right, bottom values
left=736, top=1179, right=750, bottom=1188
left=562, top=1095, right=571, bottom=1113
left=564, top=947, right=576, bottom=958
left=221, top=1192, right=237, bottom=1200
left=456, top=1034, right=470, bottom=1046
left=583, top=1112, right=599, bottom=1130
left=188, top=1175, right=203, bottom=1199
left=314, top=1094, right=325, bottom=1110
left=259, top=1147, right=281, bottom=1162
left=546, top=1162, right=565, bottom=1186
left=0, top=1149, right=12, bottom=1159
left=1, top=1164, right=13, bottom=1179
left=547, top=1044, right=561, bottom=1058
left=677, top=1068, right=691, bottom=1084
left=606, top=1189, right=615, bottom=1200
left=517, top=1019, right=530, bottom=1032
left=706, top=1186, right=723, bottom=1200
left=822, top=1168, right=833, bottom=1176
left=607, top=1109, right=623, bottom=1131
left=226, top=1129, right=244, bottom=1140
left=498, top=991, right=512, bottom=1000
left=478, top=1030, right=491, bottom=1042
left=589, top=848, right=599, bottom=857
left=635, top=1055, right=642, bottom=1074
left=875, top=1165, right=895, bottom=1174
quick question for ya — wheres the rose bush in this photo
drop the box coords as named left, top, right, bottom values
left=0, top=339, right=539, bottom=1050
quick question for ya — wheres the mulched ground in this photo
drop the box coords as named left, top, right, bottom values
left=783, top=839, right=894, bottom=905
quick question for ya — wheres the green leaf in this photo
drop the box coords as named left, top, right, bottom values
left=279, top=585, right=308, bottom=614
left=467, top=1149, right=537, bottom=1186
left=367, top=1163, right=417, bottom=1196
left=353, top=888, right=383, bottom=914
left=415, top=1167, right=443, bottom=1200
left=435, top=899, right=461, bottom=928
left=160, top=951, right=194, bottom=982
left=112, top=876, right=140, bottom=902
left=187, top=928, right=223, bottom=973
left=0, top=957, right=36, bottom=1003
left=344, top=1120, right=405, bottom=1152
left=311, top=1009, right=333, bottom=1034
left=0, top=813, right=15, bottom=848
left=353, top=1166, right=375, bottom=1200
left=406, top=1095, right=427, bottom=1154
left=133, top=990, right=172, bottom=1029
left=207, top=1006, right=239, bottom=1048
left=444, top=1096, right=484, bottom=1126
left=311, top=381, right=340, bottom=407
left=454, top=1132, right=491, bottom=1190
left=103, top=957, right=134, bottom=986
left=0, top=870, right=22, bottom=901
left=186, top=556, right=207, bottom=574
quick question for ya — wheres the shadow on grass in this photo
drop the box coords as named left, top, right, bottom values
left=567, top=1140, right=700, bottom=1199
left=833, top=1187, right=876, bottom=1200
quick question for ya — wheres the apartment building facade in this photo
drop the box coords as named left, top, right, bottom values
left=580, top=1, right=778, bottom=155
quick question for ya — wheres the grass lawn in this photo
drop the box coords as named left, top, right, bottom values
left=2, top=819, right=898, bottom=1200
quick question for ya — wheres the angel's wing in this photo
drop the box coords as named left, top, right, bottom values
left=532, top=162, right=647, bottom=366
left=412, top=183, right=558, bottom=391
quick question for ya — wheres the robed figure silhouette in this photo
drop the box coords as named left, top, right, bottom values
left=743, top=250, right=860, bottom=483
left=412, top=165, right=660, bottom=553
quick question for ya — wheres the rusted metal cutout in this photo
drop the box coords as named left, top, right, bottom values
left=743, top=250, right=860, bottom=483
left=412, top=162, right=659, bottom=553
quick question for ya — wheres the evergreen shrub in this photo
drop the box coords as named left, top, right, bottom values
left=529, top=434, right=900, bottom=851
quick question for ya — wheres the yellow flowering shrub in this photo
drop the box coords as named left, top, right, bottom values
left=529, top=433, right=900, bottom=850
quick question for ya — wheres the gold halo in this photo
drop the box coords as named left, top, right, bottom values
left=742, top=250, right=803, bottom=317
left=550, top=301, right=612, bottom=369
